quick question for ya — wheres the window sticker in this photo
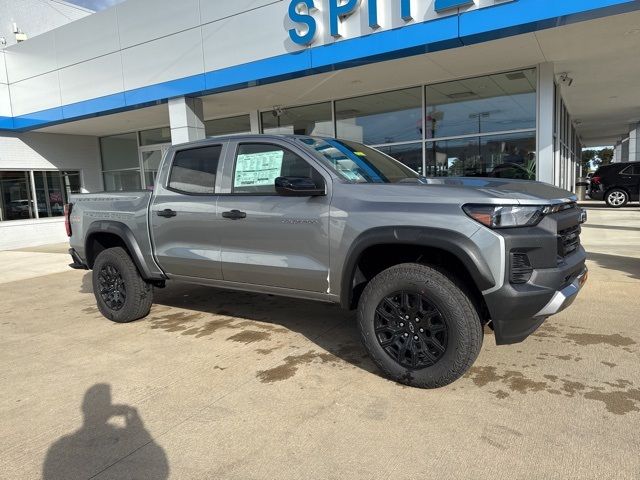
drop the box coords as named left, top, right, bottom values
left=234, top=150, right=284, bottom=188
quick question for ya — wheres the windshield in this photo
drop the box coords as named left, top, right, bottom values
left=298, top=137, right=422, bottom=184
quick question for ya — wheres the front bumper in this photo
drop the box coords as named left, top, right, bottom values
left=482, top=204, right=587, bottom=345
left=534, top=267, right=588, bottom=317
left=484, top=247, right=587, bottom=345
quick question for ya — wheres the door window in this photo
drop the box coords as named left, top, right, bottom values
left=168, top=145, right=222, bottom=195
left=232, top=143, right=321, bottom=194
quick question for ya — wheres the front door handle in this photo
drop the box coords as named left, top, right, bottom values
left=157, top=209, right=177, bottom=218
left=222, top=209, right=247, bottom=220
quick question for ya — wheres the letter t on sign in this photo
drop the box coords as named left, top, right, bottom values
left=329, top=0, right=362, bottom=37
left=368, top=0, right=379, bottom=29
left=401, top=0, right=412, bottom=20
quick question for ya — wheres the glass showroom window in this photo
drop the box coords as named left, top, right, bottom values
left=0, top=170, right=81, bottom=221
left=426, top=131, right=536, bottom=179
left=139, top=127, right=171, bottom=146
left=0, top=171, right=35, bottom=221
left=423, top=68, right=537, bottom=179
left=261, top=103, right=333, bottom=137
left=336, top=87, right=422, bottom=146
left=34, top=171, right=82, bottom=218
left=205, top=115, right=252, bottom=137
left=139, top=127, right=172, bottom=190
left=377, top=143, right=424, bottom=175
left=425, top=69, right=536, bottom=139
left=101, top=132, right=141, bottom=192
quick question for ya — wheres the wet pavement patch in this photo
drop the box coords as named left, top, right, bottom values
left=256, top=351, right=338, bottom=383
left=227, top=330, right=271, bottom=344
left=563, top=333, right=636, bottom=348
left=465, top=366, right=640, bottom=415
left=147, top=310, right=288, bottom=341
left=583, top=389, right=640, bottom=415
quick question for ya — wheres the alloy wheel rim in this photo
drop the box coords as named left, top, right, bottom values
left=374, top=291, right=448, bottom=370
left=98, top=263, right=126, bottom=311
left=608, top=191, right=625, bottom=206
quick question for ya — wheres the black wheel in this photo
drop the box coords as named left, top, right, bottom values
left=357, top=263, right=483, bottom=388
left=605, top=188, right=629, bottom=208
left=92, top=247, right=153, bottom=323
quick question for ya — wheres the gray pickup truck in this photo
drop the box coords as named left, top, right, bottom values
left=67, top=135, right=588, bottom=388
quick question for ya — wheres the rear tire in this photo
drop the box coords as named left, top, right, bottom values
left=357, top=263, right=483, bottom=388
left=605, top=188, right=629, bottom=208
left=92, top=247, right=153, bottom=323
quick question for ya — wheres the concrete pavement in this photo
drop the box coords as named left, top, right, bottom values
left=0, top=205, right=638, bottom=479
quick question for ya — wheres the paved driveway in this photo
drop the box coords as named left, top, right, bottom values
left=1, top=205, right=639, bottom=479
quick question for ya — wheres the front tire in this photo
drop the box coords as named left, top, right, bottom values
left=92, top=247, right=153, bottom=323
left=357, top=263, right=483, bottom=388
left=605, top=188, right=629, bottom=208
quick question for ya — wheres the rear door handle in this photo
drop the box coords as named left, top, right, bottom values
left=222, top=209, right=247, bottom=220
left=157, top=209, right=177, bottom=218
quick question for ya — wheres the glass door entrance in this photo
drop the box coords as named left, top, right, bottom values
left=140, top=144, right=170, bottom=190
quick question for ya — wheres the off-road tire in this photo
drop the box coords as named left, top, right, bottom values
left=357, top=263, right=483, bottom=388
left=92, top=247, right=153, bottom=323
left=605, top=188, right=629, bottom=208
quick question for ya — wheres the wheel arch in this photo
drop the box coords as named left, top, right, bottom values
left=85, top=221, right=161, bottom=281
left=339, top=226, right=496, bottom=311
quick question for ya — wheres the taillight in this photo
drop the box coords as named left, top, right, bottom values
left=64, top=203, right=73, bottom=237
left=591, top=176, right=601, bottom=185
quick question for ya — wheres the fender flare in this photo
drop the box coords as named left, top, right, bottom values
left=85, top=221, right=164, bottom=281
left=339, top=226, right=496, bottom=308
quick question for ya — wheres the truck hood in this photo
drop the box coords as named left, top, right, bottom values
left=350, top=177, right=577, bottom=205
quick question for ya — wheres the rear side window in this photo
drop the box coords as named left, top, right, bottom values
left=232, top=143, right=321, bottom=194
left=168, top=145, right=222, bottom=194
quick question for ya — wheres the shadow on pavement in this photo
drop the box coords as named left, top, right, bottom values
left=582, top=224, right=640, bottom=232
left=581, top=203, right=640, bottom=210
left=79, top=272, right=378, bottom=377
left=587, top=252, right=640, bottom=280
left=42, top=384, right=168, bottom=480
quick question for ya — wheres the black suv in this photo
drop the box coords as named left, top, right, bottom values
left=588, top=162, right=640, bottom=207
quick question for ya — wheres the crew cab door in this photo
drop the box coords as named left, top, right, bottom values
left=150, top=142, right=226, bottom=279
left=215, top=140, right=331, bottom=292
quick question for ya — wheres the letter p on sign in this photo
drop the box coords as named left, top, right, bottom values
left=329, top=0, right=361, bottom=37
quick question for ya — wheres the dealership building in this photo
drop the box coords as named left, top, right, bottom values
left=1, top=0, right=640, bottom=249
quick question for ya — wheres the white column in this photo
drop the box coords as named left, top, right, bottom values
left=169, top=97, right=205, bottom=145
left=249, top=110, right=261, bottom=134
left=628, top=123, right=639, bottom=163
left=614, top=142, right=623, bottom=163
left=536, top=62, right=555, bottom=185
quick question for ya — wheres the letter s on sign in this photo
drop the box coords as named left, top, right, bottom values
left=288, top=0, right=317, bottom=46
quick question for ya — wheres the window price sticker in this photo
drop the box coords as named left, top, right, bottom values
left=234, top=150, right=284, bottom=187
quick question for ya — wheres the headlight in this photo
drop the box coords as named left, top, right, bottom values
left=463, top=204, right=546, bottom=229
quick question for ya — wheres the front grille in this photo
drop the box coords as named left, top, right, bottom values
left=558, top=224, right=581, bottom=257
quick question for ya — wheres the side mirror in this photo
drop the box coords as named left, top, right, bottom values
left=275, top=176, right=326, bottom=197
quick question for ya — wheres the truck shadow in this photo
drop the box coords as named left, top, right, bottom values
left=587, top=252, right=640, bottom=280
left=79, top=273, right=380, bottom=377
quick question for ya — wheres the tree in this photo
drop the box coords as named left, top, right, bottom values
left=581, top=150, right=596, bottom=175
left=597, top=147, right=614, bottom=166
